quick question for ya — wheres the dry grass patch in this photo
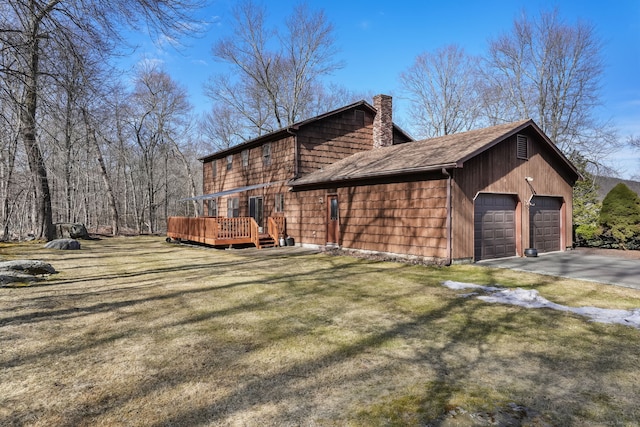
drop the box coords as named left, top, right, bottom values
left=1, top=236, right=640, bottom=426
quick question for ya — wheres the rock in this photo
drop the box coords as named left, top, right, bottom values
left=0, top=260, right=57, bottom=275
left=45, top=239, right=81, bottom=250
left=0, top=259, right=57, bottom=287
left=0, top=271, right=40, bottom=286
left=54, top=223, right=89, bottom=239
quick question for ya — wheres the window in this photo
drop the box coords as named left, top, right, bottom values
left=516, top=134, right=528, bottom=160
left=242, top=149, right=249, bottom=168
left=263, top=143, right=271, bottom=166
left=330, top=197, right=339, bottom=221
left=226, top=154, right=233, bottom=170
left=354, top=109, right=365, bottom=126
left=274, top=193, right=285, bottom=213
left=211, top=160, right=217, bottom=179
left=227, top=197, right=239, bottom=218
left=207, top=199, right=218, bottom=217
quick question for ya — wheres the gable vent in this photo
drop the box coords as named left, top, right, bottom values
left=516, top=134, right=528, bottom=160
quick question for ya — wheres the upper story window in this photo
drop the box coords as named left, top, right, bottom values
left=226, top=154, right=233, bottom=171
left=516, top=134, right=528, bottom=160
left=354, top=109, right=365, bottom=126
left=263, top=143, right=271, bottom=166
left=242, top=149, right=249, bottom=168
left=211, top=160, right=217, bottom=179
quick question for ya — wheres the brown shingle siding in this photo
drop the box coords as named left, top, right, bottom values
left=287, top=178, right=449, bottom=259
left=297, top=108, right=377, bottom=175
left=202, top=136, right=295, bottom=197
left=451, top=132, right=575, bottom=260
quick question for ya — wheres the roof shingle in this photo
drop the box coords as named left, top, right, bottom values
left=291, top=119, right=535, bottom=186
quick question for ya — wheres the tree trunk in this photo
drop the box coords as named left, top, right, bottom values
left=170, top=140, right=200, bottom=217
left=22, top=36, right=55, bottom=241
left=83, top=109, right=120, bottom=235
left=1, top=134, right=19, bottom=240
left=64, top=91, right=73, bottom=223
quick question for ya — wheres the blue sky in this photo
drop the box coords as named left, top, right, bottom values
left=121, top=0, right=640, bottom=178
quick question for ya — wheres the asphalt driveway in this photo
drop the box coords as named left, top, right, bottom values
left=479, top=250, right=640, bottom=290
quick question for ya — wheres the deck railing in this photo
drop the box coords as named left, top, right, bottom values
left=249, top=218, right=260, bottom=248
left=216, top=217, right=253, bottom=240
left=167, top=216, right=285, bottom=249
left=268, top=216, right=286, bottom=246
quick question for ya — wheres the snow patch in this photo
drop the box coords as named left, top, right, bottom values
left=442, top=280, right=640, bottom=329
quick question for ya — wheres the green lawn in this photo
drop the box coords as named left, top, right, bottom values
left=1, top=236, right=639, bottom=426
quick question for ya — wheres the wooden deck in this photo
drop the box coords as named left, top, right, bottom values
left=167, top=216, right=285, bottom=249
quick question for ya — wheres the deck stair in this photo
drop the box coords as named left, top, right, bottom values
left=258, top=234, right=276, bottom=248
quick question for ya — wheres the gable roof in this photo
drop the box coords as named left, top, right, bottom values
left=199, top=99, right=413, bottom=162
left=291, top=119, right=580, bottom=187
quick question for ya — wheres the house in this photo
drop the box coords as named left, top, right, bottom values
left=168, top=95, right=580, bottom=263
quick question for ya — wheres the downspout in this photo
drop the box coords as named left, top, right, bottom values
left=285, top=127, right=299, bottom=245
left=286, top=127, right=299, bottom=179
left=442, top=168, right=452, bottom=266
left=200, top=159, right=205, bottom=217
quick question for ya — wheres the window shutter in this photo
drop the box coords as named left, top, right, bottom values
left=517, top=135, right=528, bottom=160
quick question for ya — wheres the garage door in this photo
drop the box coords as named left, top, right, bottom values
left=530, top=196, right=561, bottom=253
left=474, top=194, right=517, bottom=261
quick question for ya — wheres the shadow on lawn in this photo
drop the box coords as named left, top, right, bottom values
left=151, top=277, right=613, bottom=423
left=2, top=243, right=638, bottom=426
left=0, top=256, right=393, bottom=370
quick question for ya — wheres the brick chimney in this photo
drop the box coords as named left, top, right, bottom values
left=373, top=94, right=393, bottom=149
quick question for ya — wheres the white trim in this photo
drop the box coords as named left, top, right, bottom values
left=179, top=181, right=285, bottom=202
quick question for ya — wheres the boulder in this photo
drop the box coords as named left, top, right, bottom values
left=0, top=259, right=57, bottom=275
left=0, top=271, right=38, bottom=286
left=0, top=259, right=56, bottom=287
left=54, top=223, right=89, bottom=239
left=45, top=239, right=81, bottom=250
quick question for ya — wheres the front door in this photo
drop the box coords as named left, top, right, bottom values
left=327, top=195, right=339, bottom=245
left=249, top=196, right=264, bottom=228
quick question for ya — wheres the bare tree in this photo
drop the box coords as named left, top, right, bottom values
left=128, top=64, right=192, bottom=233
left=0, top=24, right=25, bottom=239
left=0, top=87, right=23, bottom=240
left=0, top=0, right=205, bottom=240
left=400, top=45, right=482, bottom=138
left=200, top=104, right=246, bottom=151
left=166, top=133, right=201, bottom=218
left=205, top=0, right=342, bottom=141
left=483, top=9, right=617, bottom=159
left=83, top=108, right=121, bottom=235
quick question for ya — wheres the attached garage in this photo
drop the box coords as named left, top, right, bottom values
left=474, top=194, right=517, bottom=261
left=529, top=196, right=562, bottom=253
left=288, top=116, right=580, bottom=263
